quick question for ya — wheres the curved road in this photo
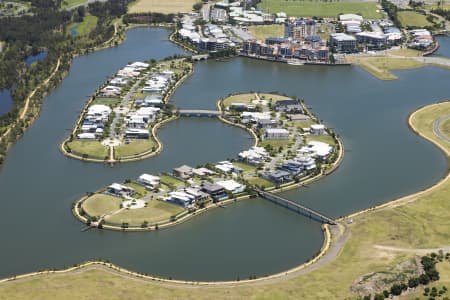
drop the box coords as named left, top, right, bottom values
left=433, top=115, right=450, bottom=143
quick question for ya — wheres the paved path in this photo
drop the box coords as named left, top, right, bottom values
left=374, top=244, right=450, bottom=254
left=433, top=115, right=450, bottom=143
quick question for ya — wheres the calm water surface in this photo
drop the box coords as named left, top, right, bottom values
left=0, top=28, right=448, bottom=280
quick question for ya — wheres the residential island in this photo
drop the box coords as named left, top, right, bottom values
left=61, top=58, right=192, bottom=163
left=73, top=92, right=341, bottom=230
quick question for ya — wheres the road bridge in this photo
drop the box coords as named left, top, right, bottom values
left=177, top=109, right=221, bottom=118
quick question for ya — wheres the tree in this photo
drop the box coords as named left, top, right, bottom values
left=408, top=277, right=420, bottom=288
left=390, top=284, right=403, bottom=296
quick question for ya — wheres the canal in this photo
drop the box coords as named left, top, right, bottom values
left=0, top=27, right=448, bottom=281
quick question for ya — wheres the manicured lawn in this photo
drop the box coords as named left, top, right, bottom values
left=160, top=174, right=185, bottom=187
left=67, top=140, right=108, bottom=159
left=233, top=161, right=257, bottom=173
left=248, top=24, right=284, bottom=41
left=247, top=177, right=274, bottom=188
left=222, top=93, right=256, bottom=107
left=82, top=194, right=122, bottom=218
left=105, top=200, right=184, bottom=225
left=387, top=48, right=423, bottom=57
left=125, top=182, right=152, bottom=198
left=397, top=11, right=433, bottom=28
left=128, top=0, right=197, bottom=13
left=115, top=139, right=154, bottom=159
left=91, top=97, right=121, bottom=107
left=260, top=93, right=293, bottom=102
left=347, top=55, right=425, bottom=80
left=306, top=134, right=336, bottom=146
left=259, top=139, right=293, bottom=149
left=258, top=0, right=382, bottom=18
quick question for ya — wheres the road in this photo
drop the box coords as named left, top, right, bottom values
left=433, top=115, right=450, bottom=143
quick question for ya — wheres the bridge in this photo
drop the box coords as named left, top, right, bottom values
left=177, top=109, right=221, bottom=118
left=255, top=189, right=337, bottom=225
left=191, top=54, right=209, bottom=61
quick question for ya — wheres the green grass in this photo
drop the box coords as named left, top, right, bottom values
left=247, top=177, right=274, bottom=188
left=82, top=194, right=122, bottom=218
left=248, top=24, right=284, bottom=41
left=306, top=134, right=336, bottom=146
left=259, top=138, right=293, bottom=149
left=222, top=93, right=257, bottom=107
left=115, top=139, right=154, bottom=159
left=258, top=0, right=382, bottom=18
left=397, top=11, right=433, bottom=28
left=347, top=55, right=425, bottom=80
left=160, top=174, right=185, bottom=187
left=91, top=97, right=121, bottom=107
left=124, top=182, right=152, bottom=198
left=61, top=0, right=86, bottom=9
left=233, top=161, right=257, bottom=173
left=2, top=102, right=450, bottom=300
left=67, top=16, right=98, bottom=37
left=105, top=200, right=184, bottom=225
left=67, top=140, right=108, bottom=159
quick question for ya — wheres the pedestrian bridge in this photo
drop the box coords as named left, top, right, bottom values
left=177, top=109, right=221, bottom=118
left=255, top=188, right=337, bottom=225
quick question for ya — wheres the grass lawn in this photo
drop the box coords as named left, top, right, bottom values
left=233, top=161, right=257, bottom=173
left=247, top=177, right=274, bottom=188
left=258, top=0, right=382, bottom=18
left=397, top=11, right=433, bottom=28
left=82, top=194, right=122, bottom=218
left=91, top=97, right=121, bottom=107
left=125, top=182, right=151, bottom=198
left=2, top=102, right=450, bottom=299
left=387, top=48, right=423, bottom=57
left=259, top=138, right=293, bottom=149
left=248, top=24, right=283, bottom=41
left=306, top=134, right=336, bottom=146
left=347, top=56, right=425, bottom=80
left=128, top=0, right=196, bottom=13
left=67, top=16, right=98, bottom=37
left=115, top=139, right=154, bottom=159
left=61, top=0, right=85, bottom=9
left=222, top=93, right=257, bottom=107
left=260, top=93, right=292, bottom=102
left=67, top=140, right=108, bottom=159
left=105, top=200, right=184, bottom=225
left=160, top=174, right=185, bottom=188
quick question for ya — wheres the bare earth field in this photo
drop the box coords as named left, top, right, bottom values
left=128, top=0, right=196, bottom=14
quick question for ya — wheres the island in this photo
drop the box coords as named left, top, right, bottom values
left=61, top=57, right=192, bottom=163
left=73, top=92, right=342, bottom=231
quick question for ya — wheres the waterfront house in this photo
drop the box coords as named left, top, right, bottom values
left=257, top=118, right=278, bottom=129
left=124, top=128, right=150, bottom=139
left=173, top=165, right=194, bottom=179
left=192, top=167, right=216, bottom=177
left=107, top=183, right=135, bottom=197
left=138, top=174, right=160, bottom=188
left=310, top=124, right=326, bottom=135
left=264, top=170, right=292, bottom=183
left=77, top=133, right=96, bottom=140
left=265, top=128, right=290, bottom=140
left=214, top=161, right=242, bottom=174
left=216, top=180, right=246, bottom=194
left=166, top=191, right=196, bottom=207
left=275, top=99, right=302, bottom=112
left=238, top=146, right=268, bottom=165
left=201, top=182, right=228, bottom=200
left=184, top=187, right=209, bottom=201
left=299, top=141, right=332, bottom=159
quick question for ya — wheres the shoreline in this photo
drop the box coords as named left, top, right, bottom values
left=59, top=59, right=194, bottom=164
left=71, top=92, right=344, bottom=234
